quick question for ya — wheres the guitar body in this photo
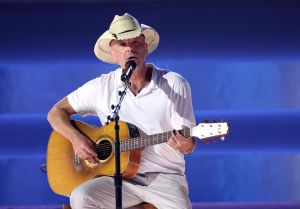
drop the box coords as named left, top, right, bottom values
left=46, top=119, right=229, bottom=196
left=46, top=120, right=141, bottom=196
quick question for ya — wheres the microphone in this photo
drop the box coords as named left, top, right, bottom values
left=121, top=60, right=136, bottom=82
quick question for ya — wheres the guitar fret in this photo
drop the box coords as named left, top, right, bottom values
left=118, top=127, right=191, bottom=152
left=132, top=138, right=135, bottom=149
left=136, top=138, right=139, bottom=149
left=146, top=136, right=148, bottom=146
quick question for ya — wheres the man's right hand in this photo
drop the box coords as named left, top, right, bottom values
left=47, top=97, right=98, bottom=161
left=72, top=135, right=97, bottom=160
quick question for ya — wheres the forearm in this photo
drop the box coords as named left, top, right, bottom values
left=47, top=106, right=82, bottom=144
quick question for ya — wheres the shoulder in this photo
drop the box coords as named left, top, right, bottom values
left=153, top=66, right=190, bottom=91
left=98, top=68, right=121, bottom=83
left=163, top=71, right=188, bottom=85
left=84, top=68, right=121, bottom=88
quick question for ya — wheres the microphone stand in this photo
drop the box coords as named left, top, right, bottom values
left=107, top=79, right=131, bottom=209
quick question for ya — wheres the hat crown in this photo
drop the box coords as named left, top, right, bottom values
left=94, top=13, right=159, bottom=63
left=109, top=13, right=141, bottom=36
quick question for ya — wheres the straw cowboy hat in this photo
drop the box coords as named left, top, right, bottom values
left=94, top=13, right=160, bottom=64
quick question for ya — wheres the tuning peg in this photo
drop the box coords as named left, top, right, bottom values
left=204, top=138, right=210, bottom=144
left=221, top=118, right=225, bottom=122
left=220, top=136, right=225, bottom=141
left=212, top=137, right=217, bottom=143
left=204, top=119, right=209, bottom=123
left=213, top=119, right=217, bottom=123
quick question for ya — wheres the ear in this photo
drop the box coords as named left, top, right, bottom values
left=145, top=43, right=149, bottom=56
left=109, top=50, right=118, bottom=64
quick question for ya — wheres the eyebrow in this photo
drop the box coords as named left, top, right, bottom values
left=110, top=35, right=145, bottom=47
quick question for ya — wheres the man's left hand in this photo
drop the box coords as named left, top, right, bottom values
left=167, top=128, right=195, bottom=154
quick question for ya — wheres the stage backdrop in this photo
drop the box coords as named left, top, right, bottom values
left=0, top=0, right=300, bottom=206
left=0, top=0, right=300, bottom=113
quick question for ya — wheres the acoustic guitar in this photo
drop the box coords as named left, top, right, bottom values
left=47, top=120, right=229, bottom=195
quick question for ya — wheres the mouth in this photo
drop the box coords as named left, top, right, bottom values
left=127, top=56, right=138, bottom=60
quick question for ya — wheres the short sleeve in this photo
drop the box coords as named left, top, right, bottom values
left=67, top=78, right=101, bottom=116
left=170, top=79, right=196, bottom=130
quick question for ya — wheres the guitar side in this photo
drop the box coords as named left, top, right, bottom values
left=46, top=120, right=141, bottom=196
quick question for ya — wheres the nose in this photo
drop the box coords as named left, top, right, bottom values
left=124, top=44, right=135, bottom=53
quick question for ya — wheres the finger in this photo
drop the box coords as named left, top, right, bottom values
left=173, top=136, right=182, bottom=147
left=168, top=137, right=180, bottom=149
left=81, top=141, right=97, bottom=156
left=77, top=151, right=85, bottom=159
left=85, top=146, right=97, bottom=157
left=174, top=136, right=193, bottom=151
left=171, top=130, right=181, bottom=144
left=173, top=132, right=188, bottom=143
left=76, top=152, right=84, bottom=159
left=173, top=130, right=185, bottom=141
left=78, top=148, right=93, bottom=159
left=168, top=137, right=176, bottom=146
left=172, top=128, right=187, bottom=139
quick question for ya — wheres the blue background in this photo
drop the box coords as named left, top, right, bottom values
left=0, top=0, right=300, bottom=206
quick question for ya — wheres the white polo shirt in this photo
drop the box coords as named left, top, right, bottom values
left=68, top=63, right=195, bottom=175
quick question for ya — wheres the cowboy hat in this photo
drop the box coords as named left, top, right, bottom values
left=94, top=13, right=159, bottom=64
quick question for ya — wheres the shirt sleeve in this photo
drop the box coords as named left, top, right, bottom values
left=170, top=78, right=196, bottom=130
left=67, top=77, right=101, bottom=116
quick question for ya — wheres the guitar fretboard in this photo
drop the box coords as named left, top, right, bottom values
left=120, top=128, right=191, bottom=152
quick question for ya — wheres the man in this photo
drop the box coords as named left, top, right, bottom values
left=47, top=13, right=197, bottom=209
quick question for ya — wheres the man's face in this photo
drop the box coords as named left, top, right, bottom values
left=109, top=35, right=148, bottom=68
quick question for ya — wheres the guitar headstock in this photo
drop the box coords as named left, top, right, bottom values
left=191, top=119, right=229, bottom=143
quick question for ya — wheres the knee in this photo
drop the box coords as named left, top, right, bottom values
left=70, top=187, right=96, bottom=209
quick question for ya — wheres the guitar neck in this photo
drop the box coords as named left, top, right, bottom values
left=120, top=128, right=191, bottom=152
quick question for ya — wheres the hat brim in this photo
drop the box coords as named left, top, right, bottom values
left=94, top=24, right=159, bottom=64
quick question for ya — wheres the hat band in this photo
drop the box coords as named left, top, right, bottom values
left=112, top=29, right=142, bottom=40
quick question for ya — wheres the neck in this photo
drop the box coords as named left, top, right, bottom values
left=131, top=63, right=147, bottom=83
left=129, top=63, right=152, bottom=95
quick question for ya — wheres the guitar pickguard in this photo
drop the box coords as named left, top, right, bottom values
left=126, top=123, right=140, bottom=138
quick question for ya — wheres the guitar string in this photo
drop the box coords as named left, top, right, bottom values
left=93, top=128, right=190, bottom=154
left=95, top=136, right=169, bottom=152
left=96, top=136, right=169, bottom=150
left=94, top=138, right=166, bottom=151
left=94, top=132, right=180, bottom=152
left=87, top=125, right=212, bottom=160
left=96, top=132, right=181, bottom=149
left=81, top=127, right=193, bottom=174
left=79, top=128, right=190, bottom=169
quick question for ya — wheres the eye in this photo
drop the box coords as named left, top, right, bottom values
left=133, top=41, right=143, bottom=46
left=119, top=42, right=126, bottom=47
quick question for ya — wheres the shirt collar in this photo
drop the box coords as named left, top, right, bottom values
left=116, top=63, right=159, bottom=93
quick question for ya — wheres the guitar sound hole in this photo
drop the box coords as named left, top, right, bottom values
left=96, top=140, right=112, bottom=161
